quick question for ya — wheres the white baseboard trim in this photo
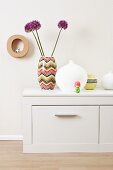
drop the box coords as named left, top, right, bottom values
left=0, top=135, right=23, bottom=140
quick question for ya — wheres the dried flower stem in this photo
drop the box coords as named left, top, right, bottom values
left=51, top=28, right=62, bottom=56
left=32, top=31, right=43, bottom=56
left=36, top=30, right=45, bottom=56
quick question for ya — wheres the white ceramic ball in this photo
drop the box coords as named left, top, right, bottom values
left=101, top=72, right=113, bottom=90
left=56, top=60, right=87, bottom=92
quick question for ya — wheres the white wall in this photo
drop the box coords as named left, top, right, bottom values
left=0, top=0, right=113, bottom=136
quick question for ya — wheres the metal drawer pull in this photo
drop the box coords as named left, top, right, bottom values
left=55, top=114, right=78, bottom=117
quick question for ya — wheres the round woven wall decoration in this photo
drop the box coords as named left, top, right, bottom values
left=7, top=35, right=29, bottom=58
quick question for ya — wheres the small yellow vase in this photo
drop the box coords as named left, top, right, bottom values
left=84, top=74, right=97, bottom=90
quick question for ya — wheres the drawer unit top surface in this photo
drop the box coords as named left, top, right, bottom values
left=23, top=88, right=113, bottom=97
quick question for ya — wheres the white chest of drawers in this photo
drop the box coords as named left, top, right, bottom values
left=23, top=88, right=113, bottom=153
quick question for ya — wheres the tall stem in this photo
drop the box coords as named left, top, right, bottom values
left=36, top=30, right=45, bottom=56
left=32, top=31, right=43, bottom=56
left=51, top=28, right=62, bottom=57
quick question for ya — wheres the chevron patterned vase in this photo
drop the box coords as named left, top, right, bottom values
left=38, top=56, right=57, bottom=90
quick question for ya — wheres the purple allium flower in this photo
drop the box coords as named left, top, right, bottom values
left=25, top=20, right=41, bottom=32
left=25, top=22, right=32, bottom=32
left=31, top=20, right=41, bottom=31
left=58, top=20, right=68, bottom=30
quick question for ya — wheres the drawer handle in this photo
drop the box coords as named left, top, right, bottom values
left=55, top=114, right=78, bottom=117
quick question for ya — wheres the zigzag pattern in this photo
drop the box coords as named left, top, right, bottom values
left=38, top=68, right=57, bottom=76
left=40, top=82, right=55, bottom=90
left=38, top=75, right=56, bottom=83
left=38, top=73, right=56, bottom=77
left=39, top=56, right=55, bottom=63
left=38, top=57, right=57, bottom=90
left=38, top=61, right=57, bottom=69
left=39, top=79, right=56, bottom=84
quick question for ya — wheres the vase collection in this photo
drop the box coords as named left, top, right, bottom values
left=38, top=56, right=57, bottom=90
left=38, top=58, right=113, bottom=91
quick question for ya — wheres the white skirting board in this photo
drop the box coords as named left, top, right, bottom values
left=0, top=135, right=23, bottom=140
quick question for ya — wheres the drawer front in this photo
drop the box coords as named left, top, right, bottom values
left=32, top=106, right=99, bottom=144
left=100, top=106, right=113, bottom=144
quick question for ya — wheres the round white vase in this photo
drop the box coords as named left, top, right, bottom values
left=56, top=60, right=87, bottom=92
left=101, top=72, right=113, bottom=90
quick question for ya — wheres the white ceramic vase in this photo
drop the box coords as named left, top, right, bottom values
left=56, top=60, right=87, bottom=92
left=101, top=72, right=113, bottom=90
